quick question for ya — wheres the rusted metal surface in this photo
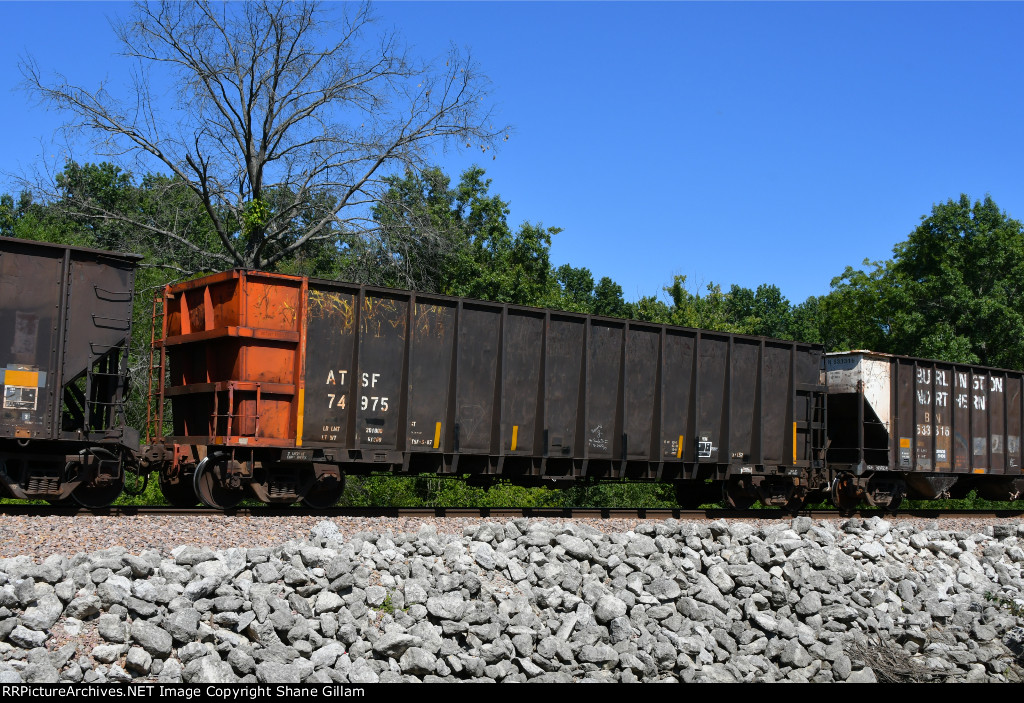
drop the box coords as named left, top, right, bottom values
left=0, top=236, right=140, bottom=502
left=154, top=270, right=827, bottom=505
left=157, top=270, right=304, bottom=446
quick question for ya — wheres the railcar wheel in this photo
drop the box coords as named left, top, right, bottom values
left=830, top=473, right=860, bottom=513
left=723, top=478, right=756, bottom=510
left=159, top=469, right=198, bottom=507
left=884, top=489, right=905, bottom=512
left=302, top=473, right=346, bottom=509
left=71, top=474, right=125, bottom=509
left=193, top=457, right=245, bottom=510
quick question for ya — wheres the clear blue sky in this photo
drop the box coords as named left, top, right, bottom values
left=3, top=1, right=1023, bottom=307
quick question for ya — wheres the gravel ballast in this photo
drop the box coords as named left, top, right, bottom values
left=0, top=514, right=1023, bottom=683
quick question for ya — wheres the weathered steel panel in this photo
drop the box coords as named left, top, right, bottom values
left=585, top=321, right=623, bottom=459
left=407, top=299, right=457, bottom=452
left=660, top=329, right=695, bottom=462
left=63, top=258, right=135, bottom=383
left=1, top=237, right=138, bottom=443
left=454, top=304, right=501, bottom=453
left=1008, top=376, right=1022, bottom=472
left=989, top=371, right=1006, bottom=474
left=0, top=244, right=62, bottom=439
left=762, top=344, right=792, bottom=463
left=624, top=325, right=659, bottom=460
left=544, top=315, right=585, bottom=457
left=500, top=310, right=544, bottom=455
left=929, top=363, right=955, bottom=471
left=728, top=339, right=759, bottom=463
left=301, top=284, right=358, bottom=446
left=356, top=293, right=407, bottom=450
left=952, top=366, right=972, bottom=473
left=696, top=335, right=729, bottom=463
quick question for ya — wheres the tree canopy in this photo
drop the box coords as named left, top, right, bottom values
left=21, top=1, right=504, bottom=272
left=818, top=195, right=1024, bottom=368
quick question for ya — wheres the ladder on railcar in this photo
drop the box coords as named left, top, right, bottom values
left=145, top=290, right=168, bottom=443
left=810, top=389, right=827, bottom=467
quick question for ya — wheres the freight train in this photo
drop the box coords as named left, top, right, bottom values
left=2, top=236, right=1022, bottom=510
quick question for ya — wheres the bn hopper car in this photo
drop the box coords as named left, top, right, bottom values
left=145, top=270, right=828, bottom=509
left=0, top=236, right=141, bottom=507
left=825, top=351, right=1024, bottom=510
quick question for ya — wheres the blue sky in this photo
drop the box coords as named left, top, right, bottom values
left=3, top=1, right=1023, bottom=307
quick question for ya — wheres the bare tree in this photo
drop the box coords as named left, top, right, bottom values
left=21, top=1, right=505, bottom=271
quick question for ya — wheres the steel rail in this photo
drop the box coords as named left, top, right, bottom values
left=0, top=504, right=1022, bottom=519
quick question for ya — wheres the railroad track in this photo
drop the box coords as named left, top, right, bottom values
left=1, top=504, right=1023, bottom=520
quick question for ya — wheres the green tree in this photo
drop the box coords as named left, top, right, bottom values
left=889, top=194, right=1024, bottom=367
left=370, top=166, right=563, bottom=306
left=593, top=277, right=629, bottom=318
left=0, top=188, right=92, bottom=247
left=725, top=283, right=793, bottom=338
left=627, top=294, right=672, bottom=324
left=448, top=168, right=561, bottom=305
left=812, top=195, right=1024, bottom=367
left=819, top=261, right=896, bottom=353
left=663, top=276, right=740, bottom=331
left=358, top=167, right=460, bottom=291
left=554, top=264, right=597, bottom=313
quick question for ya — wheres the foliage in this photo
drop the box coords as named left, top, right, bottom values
left=803, top=195, right=1024, bottom=366
left=984, top=591, right=1024, bottom=620
left=21, top=1, right=505, bottom=272
left=554, top=263, right=597, bottom=313
left=363, top=166, right=566, bottom=306
left=593, top=277, right=630, bottom=318
left=563, top=482, right=680, bottom=509
left=890, top=195, right=1024, bottom=368
left=0, top=189, right=93, bottom=247
left=341, top=475, right=565, bottom=508
left=724, top=283, right=793, bottom=339
left=378, top=592, right=395, bottom=615
left=113, top=475, right=170, bottom=506
left=627, top=275, right=801, bottom=340
left=903, top=489, right=1024, bottom=512
left=339, top=475, right=694, bottom=509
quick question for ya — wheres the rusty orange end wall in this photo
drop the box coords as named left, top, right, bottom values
left=159, top=270, right=305, bottom=446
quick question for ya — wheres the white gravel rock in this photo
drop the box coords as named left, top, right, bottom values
left=0, top=515, right=1022, bottom=683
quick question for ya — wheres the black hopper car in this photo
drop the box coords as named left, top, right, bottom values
left=0, top=236, right=140, bottom=507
